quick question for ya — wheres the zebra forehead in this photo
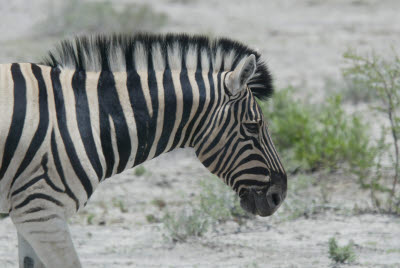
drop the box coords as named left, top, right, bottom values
left=41, top=33, right=273, bottom=100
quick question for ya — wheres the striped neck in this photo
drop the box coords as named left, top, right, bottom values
left=129, top=67, right=227, bottom=167
left=75, top=66, right=228, bottom=180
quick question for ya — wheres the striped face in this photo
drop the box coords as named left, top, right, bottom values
left=196, top=55, right=287, bottom=217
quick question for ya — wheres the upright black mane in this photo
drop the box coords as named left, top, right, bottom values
left=42, top=33, right=273, bottom=100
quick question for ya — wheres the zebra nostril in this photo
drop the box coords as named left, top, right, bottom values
left=266, top=191, right=281, bottom=209
left=271, top=193, right=281, bottom=207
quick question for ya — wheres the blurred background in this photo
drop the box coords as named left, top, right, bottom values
left=0, top=0, right=400, bottom=267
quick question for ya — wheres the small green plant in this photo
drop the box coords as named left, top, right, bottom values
left=162, top=207, right=209, bottom=242
left=0, top=213, right=8, bottom=219
left=87, top=214, right=95, bottom=225
left=161, top=177, right=252, bottom=242
left=151, top=199, right=167, bottom=210
left=134, top=165, right=146, bottom=176
left=328, top=237, right=356, bottom=264
left=344, top=49, right=400, bottom=213
left=146, top=214, right=159, bottom=223
left=112, top=198, right=128, bottom=213
left=198, top=177, right=249, bottom=223
left=278, top=174, right=334, bottom=220
left=244, top=261, right=260, bottom=268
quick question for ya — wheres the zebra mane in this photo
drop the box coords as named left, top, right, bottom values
left=42, top=33, right=273, bottom=100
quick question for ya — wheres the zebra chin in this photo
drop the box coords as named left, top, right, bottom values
left=239, top=184, right=285, bottom=217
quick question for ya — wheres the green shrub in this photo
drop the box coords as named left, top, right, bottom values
left=328, top=237, right=356, bottom=264
left=261, top=87, right=312, bottom=152
left=259, top=87, right=313, bottom=172
left=162, top=177, right=251, bottom=242
left=260, top=88, right=373, bottom=173
left=306, top=95, right=373, bottom=172
left=198, top=177, right=250, bottom=223
left=344, top=50, right=400, bottom=213
left=162, top=207, right=209, bottom=242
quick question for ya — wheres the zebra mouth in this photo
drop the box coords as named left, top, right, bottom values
left=239, top=186, right=283, bottom=217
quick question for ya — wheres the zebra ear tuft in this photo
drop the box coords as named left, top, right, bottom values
left=226, top=54, right=256, bottom=96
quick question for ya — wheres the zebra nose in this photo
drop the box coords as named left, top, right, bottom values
left=270, top=172, right=287, bottom=201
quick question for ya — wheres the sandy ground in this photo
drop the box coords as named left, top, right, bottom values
left=1, top=149, right=399, bottom=268
left=0, top=0, right=400, bottom=267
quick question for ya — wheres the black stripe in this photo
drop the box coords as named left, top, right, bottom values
left=195, top=105, right=223, bottom=156
left=261, top=127, right=283, bottom=172
left=155, top=68, right=176, bottom=155
left=231, top=167, right=270, bottom=189
left=226, top=101, right=240, bottom=137
left=254, top=136, right=276, bottom=170
left=220, top=134, right=242, bottom=177
left=231, top=154, right=266, bottom=175
left=129, top=58, right=159, bottom=166
left=0, top=64, right=27, bottom=180
left=172, top=68, right=193, bottom=149
left=190, top=70, right=218, bottom=149
left=21, top=214, right=60, bottom=223
left=202, top=132, right=236, bottom=169
left=97, top=71, right=131, bottom=177
left=222, top=143, right=253, bottom=179
left=202, top=107, right=231, bottom=155
left=240, top=99, right=247, bottom=121
left=24, top=207, right=45, bottom=214
left=193, top=69, right=221, bottom=150
left=72, top=70, right=103, bottom=180
left=146, top=48, right=160, bottom=160
left=189, top=59, right=215, bottom=147
left=51, top=68, right=93, bottom=198
left=15, top=193, right=63, bottom=209
left=127, top=71, right=152, bottom=166
left=50, top=130, right=79, bottom=210
left=210, top=132, right=237, bottom=173
left=9, top=64, right=49, bottom=190
left=181, top=52, right=206, bottom=146
left=11, top=172, right=63, bottom=198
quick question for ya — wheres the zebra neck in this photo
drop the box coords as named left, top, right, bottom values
left=55, top=67, right=224, bottom=180
left=128, top=68, right=224, bottom=168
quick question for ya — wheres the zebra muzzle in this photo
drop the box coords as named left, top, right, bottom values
left=240, top=184, right=284, bottom=217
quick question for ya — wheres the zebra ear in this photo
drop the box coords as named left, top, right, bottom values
left=226, top=54, right=257, bottom=96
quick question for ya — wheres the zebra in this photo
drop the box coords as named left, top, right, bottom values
left=0, top=33, right=287, bottom=268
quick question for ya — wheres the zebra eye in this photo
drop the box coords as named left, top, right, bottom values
left=244, top=122, right=259, bottom=134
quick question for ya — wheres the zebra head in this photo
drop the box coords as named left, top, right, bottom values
left=195, top=54, right=287, bottom=217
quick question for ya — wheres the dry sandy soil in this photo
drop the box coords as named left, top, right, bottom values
left=0, top=0, right=400, bottom=267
